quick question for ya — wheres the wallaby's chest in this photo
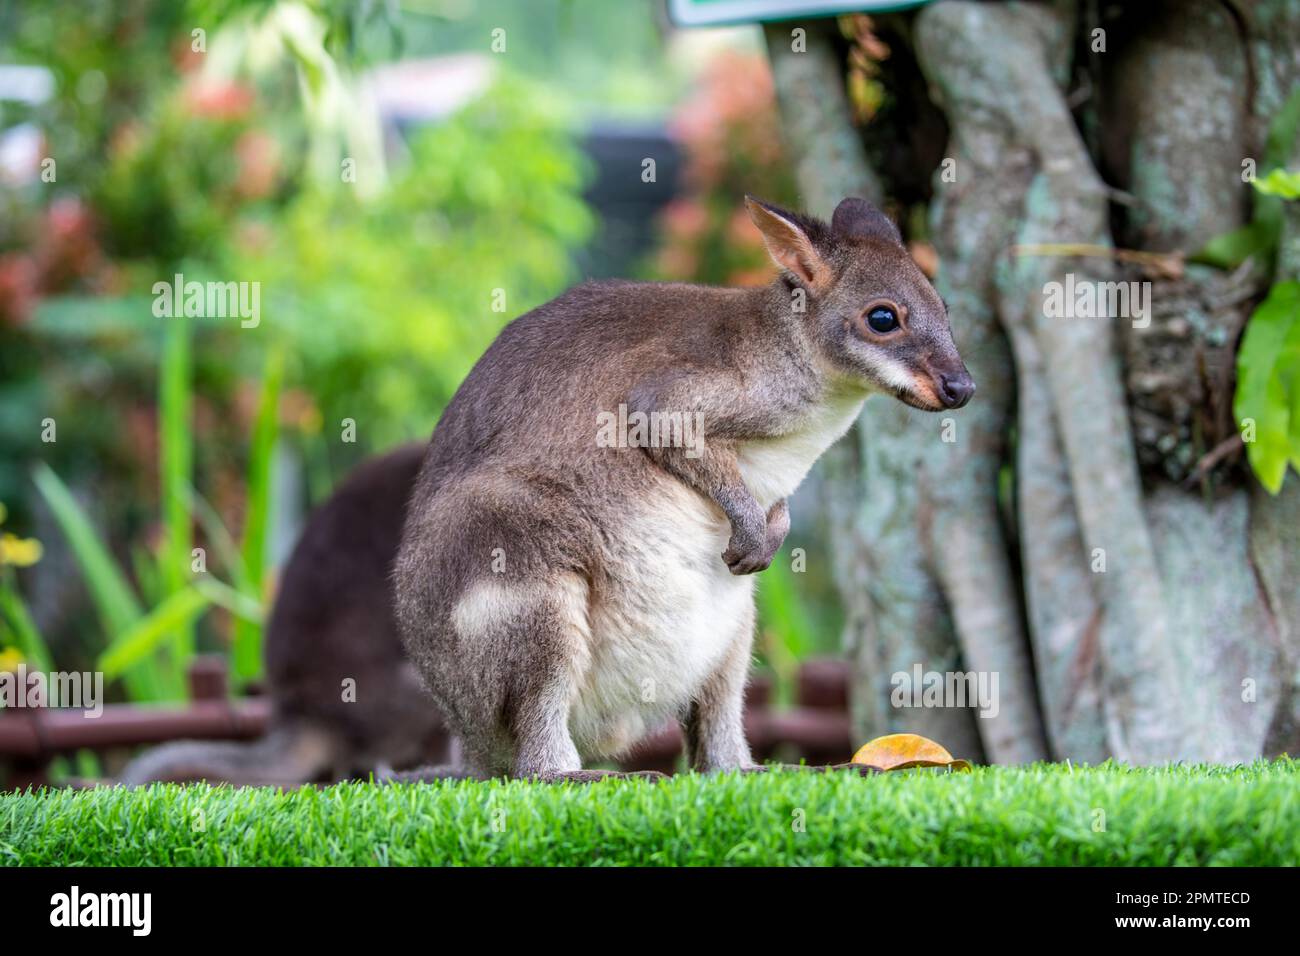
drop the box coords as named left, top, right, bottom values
left=736, top=391, right=866, bottom=508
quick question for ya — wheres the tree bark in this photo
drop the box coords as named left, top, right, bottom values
left=764, top=0, right=1300, bottom=764
left=766, top=17, right=1049, bottom=764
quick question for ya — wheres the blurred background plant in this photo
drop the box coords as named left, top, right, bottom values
left=648, top=50, right=791, bottom=288
left=1, top=0, right=837, bottom=733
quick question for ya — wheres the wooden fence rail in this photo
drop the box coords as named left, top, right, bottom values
left=1, top=656, right=854, bottom=789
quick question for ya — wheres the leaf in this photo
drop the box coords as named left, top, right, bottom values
left=1254, top=168, right=1300, bottom=201
left=159, top=309, right=194, bottom=669
left=98, top=587, right=211, bottom=680
left=1264, top=88, right=1300, bottom=175
left=1191, top=220, right=1277, bottom=270
left=193, top=576, right=264, bottom=625
left=1235, top=281, right=1300, bottom=493
left=31, top=463, right=142, bottom=635
left=1291, top=359, right=1300, bottom=477
left=0, top=585, right=54, bottom=674
left=30, top=463, right=168, bottom=699
left=233, top=347, right=283, bottom=682
left=1191, top=89, right=1300, bottom=269
left=850, top=733, right=974, bottom=772
left=756, top=550, right=817, bottom=706
left=186, top=486, right=252, bottom=593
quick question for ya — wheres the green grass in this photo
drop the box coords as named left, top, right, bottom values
left=2, top=762, right=1297, bottom=866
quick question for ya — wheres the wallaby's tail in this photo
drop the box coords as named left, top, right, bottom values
left=117, top=724, right=338, bottom=787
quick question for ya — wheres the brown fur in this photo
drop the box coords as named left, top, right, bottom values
left=394, top=196, right=972, bottom=781
left=120, top=444, right=448, bottom=786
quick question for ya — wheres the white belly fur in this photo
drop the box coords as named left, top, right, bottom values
left=571, top=392, right=865, bottom=759
left=574, top=480, right=752, bottom=759
left=737, top=391, right=866, bottom=509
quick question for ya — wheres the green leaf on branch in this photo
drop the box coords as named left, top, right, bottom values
left=1253, top=168, right=1300, bottom=201
left=1194, top=219, right=1278, bottom=269
left=1236, top=281, right=1300, bottom=493
left=1192, top=89, right=1300, bottom=269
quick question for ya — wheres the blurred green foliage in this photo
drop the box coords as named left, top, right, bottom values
left=647, top=50, right=794, bottom=288
left=396, top=0, right=684, bottom=117
left=1, top=0, right=835, bottom=717
left=242, top=77, right=593, bottom=456
left=0, top=0, right=594, bottom=697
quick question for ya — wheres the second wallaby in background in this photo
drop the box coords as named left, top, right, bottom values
left=120, top=444, right=447, bottom=786
left=394, top=196, right=974, bottom=782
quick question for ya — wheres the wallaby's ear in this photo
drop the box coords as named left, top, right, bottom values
left=831, top=197, right=902, bottom=245
left=745, top=196, right=831, bottom=288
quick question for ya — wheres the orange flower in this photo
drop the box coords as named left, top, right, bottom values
left=661, top=200, right=709, bottom=242
left=727, top=267, right=774, bottom=288
left=234, top=131, right=280, bottom=200
left=726, top=207, right=762, bottom=248
left=0, top=253, right=38, bottom=327
left=656, top=246, right=699, bottom=281
left=183, top=79, right=255, bottom=120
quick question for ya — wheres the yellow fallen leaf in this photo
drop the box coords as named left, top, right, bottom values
left=850, top=733, right=973, bottom=772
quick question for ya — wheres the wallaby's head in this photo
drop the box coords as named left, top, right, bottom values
left=746, top=195, right=974, bottom=411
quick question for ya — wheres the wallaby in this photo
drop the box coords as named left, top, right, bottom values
left=394, top=196, right=974, bottom=783
left=120, top=443, right=449, bottom=786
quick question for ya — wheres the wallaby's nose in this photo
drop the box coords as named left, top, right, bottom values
left=939, top=372, right=976, bottom=409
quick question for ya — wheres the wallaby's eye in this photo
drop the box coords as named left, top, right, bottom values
left=866, top=305, right=899, bottom=334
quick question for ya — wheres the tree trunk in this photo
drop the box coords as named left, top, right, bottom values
left=764, top=0, right=1300, bottom=764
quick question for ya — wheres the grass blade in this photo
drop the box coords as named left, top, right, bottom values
left=186, top=486, right=252, bottom=594
left=0, top=578, right=54, bottom=674
left=159, top=310, right=194, bottom=680
left=98, top=587, right=211, bottom=680
left=29, top=462, right=167, bottom=699
left=193, top=576, right=264, bottom=625
left=30, top=463, right=142, bottom=634
left=233, top=347, right=283, bottom=682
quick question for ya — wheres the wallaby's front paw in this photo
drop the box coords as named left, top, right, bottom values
left=723, top=528, right=775, bottom=574
left=722, top=499, right=788, bottom=575
left=765, top=498, right=790, bottom=547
